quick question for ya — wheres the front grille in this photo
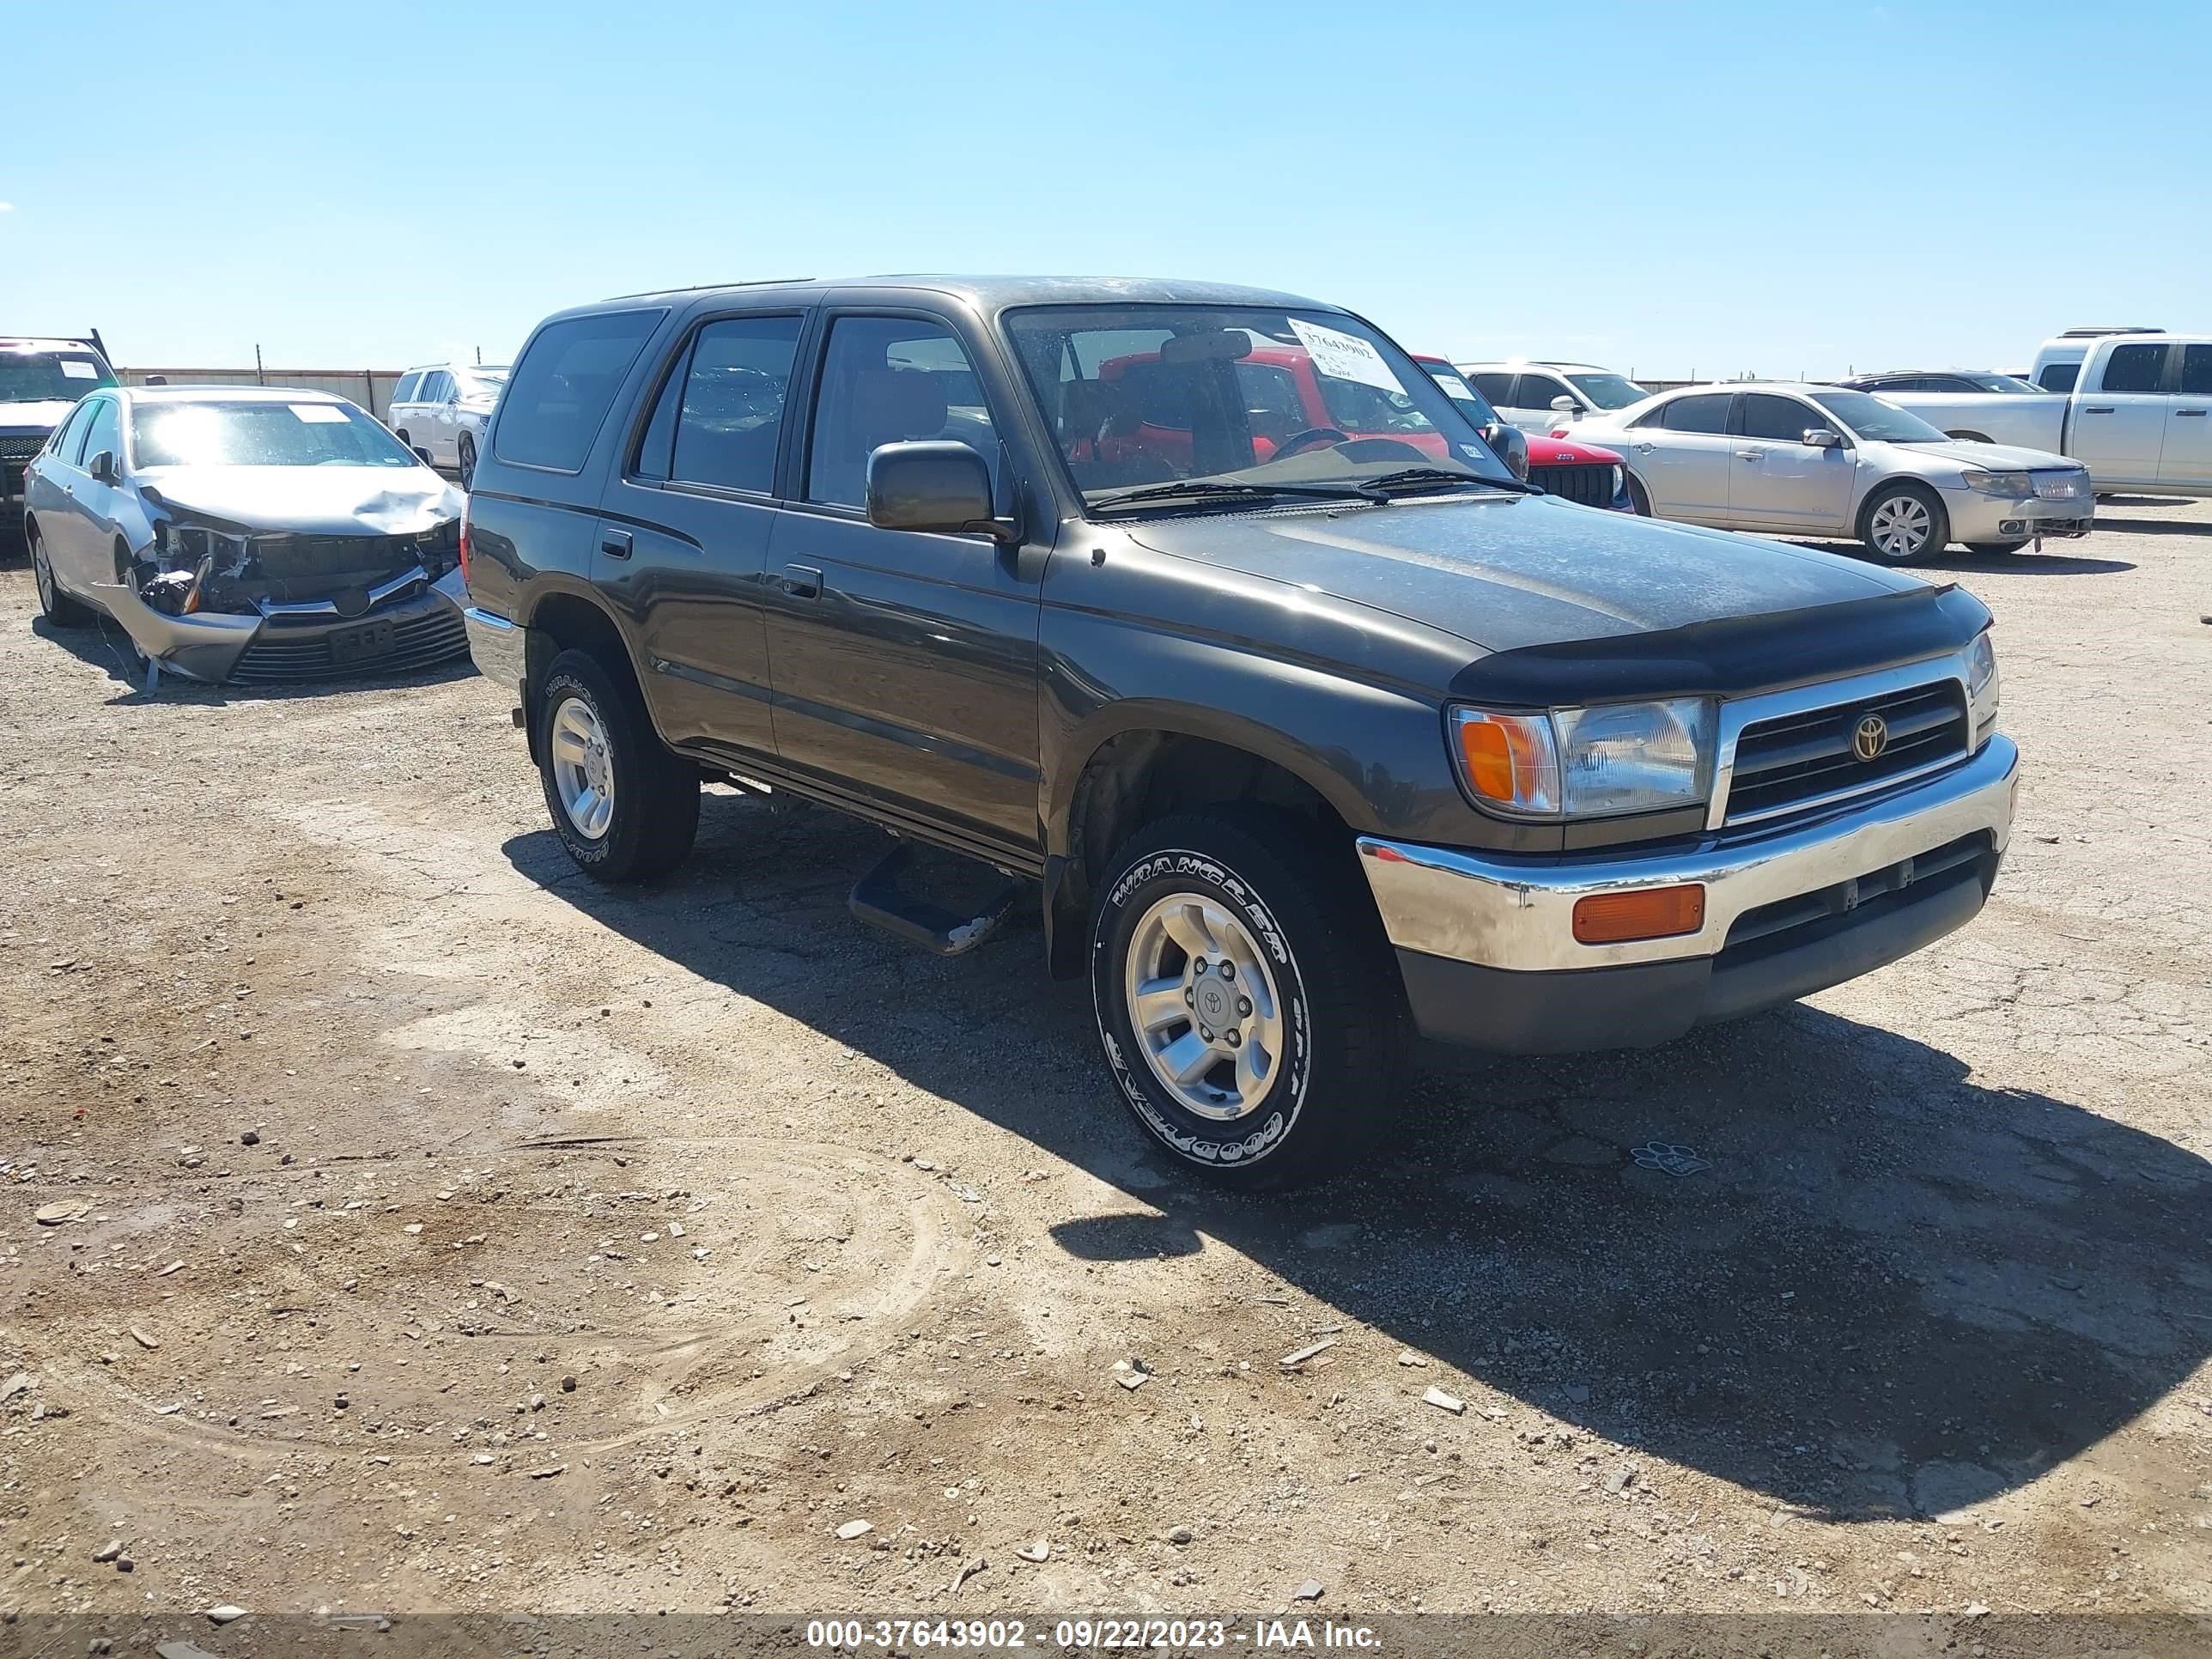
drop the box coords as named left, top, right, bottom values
left=2, top=436, right=41, bottom=499
left=229, top=605, right=468, bottom=684
left=1722, top=678, right=1969, bottom=826
left=1534, top=461, right=1615, bottom=507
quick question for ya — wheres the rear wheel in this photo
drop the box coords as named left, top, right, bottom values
left=1860, top=482, right=1948, bottom=562
left=535, top=647, right=700, bottom=883
left=1090, top=808, right=1401, bottom=1188
left=27, top=521, right=94, bottom=627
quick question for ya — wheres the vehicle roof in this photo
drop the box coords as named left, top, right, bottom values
left=1455, top=359, right=1614, bottom=373
left=0, top=337, right=106, bottom=355
left=403, top=361, right=510, bottom=374
left=1851, top=368, right=2018, bottom=378
left=2038, top=331, right=2212, bottom=350
left=1645, top=381, right=1846, bottom=398
left=105, top=385, right=356, bottom=405
left=584, top=274, right=1329, bottom=316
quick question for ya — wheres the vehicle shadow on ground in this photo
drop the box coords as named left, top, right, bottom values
left=2079, top=518, right=2212, bottom=538
left=506, top=791, right=2212, bottom=1526
left=26, top=613, right=475, bottom=703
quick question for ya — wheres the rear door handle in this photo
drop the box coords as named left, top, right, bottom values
left=600, top=527, right=634, bottom=560
left=2083, top=406, right=2115, bottom=415
left=776, top=563, right=823, bottom=600
left=2175, top=408, right=2209, bottom=416
left=1735, top=448, right=1765, bottom=460
left=1632, top=441, right=1656, bottom=454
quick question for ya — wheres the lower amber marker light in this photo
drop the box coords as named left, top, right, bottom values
left=1572, top=884, right=1707, bottom=945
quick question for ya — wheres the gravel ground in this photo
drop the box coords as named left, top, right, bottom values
left=1, top=500, right=2208, bottom=1628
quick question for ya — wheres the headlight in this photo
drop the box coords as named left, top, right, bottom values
left=1610, top=464, right=1625, bottom=495
left=1449, top=698, right=1713, bottom=819
left=1960, top=469, right=2035, bottom=497
left=1968, top=629, right=1999, bottom=737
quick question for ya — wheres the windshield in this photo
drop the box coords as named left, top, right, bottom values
left=0, top=351, right=117, bottom=404
left=132, top=400, right=423, bottom=469
left=1565, top=371, right=1648, bottom=410
left=1960, top=372, right=2044, bottom=395
left=1808, top=389, right=1952, bottom=445
left=1418, top=362, right=1502, bottom=427
left=1003, top=303, right=1513, bottom=509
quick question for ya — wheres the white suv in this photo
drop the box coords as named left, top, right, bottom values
left=1457, top=360, right=1650, bottom=433
left=387, top=362, right=507, bottom=486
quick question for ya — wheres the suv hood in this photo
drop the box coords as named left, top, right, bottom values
left=137, top=465, right=464, bottom=535
left=0, top=398, right=79, bottom=437
left=1124, top=492, right=1918, bottom=653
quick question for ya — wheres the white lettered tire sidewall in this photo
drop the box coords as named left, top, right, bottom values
left=1092, top=844, right=1314, bottom=1175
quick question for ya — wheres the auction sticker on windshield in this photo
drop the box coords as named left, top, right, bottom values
left=289, top=404, right=349, bottom=422
left=1432, top=372, right=1477, bottom=399
left=61, top=359, right=97, bottom=379
left=1286, top=318, right=1400, bottom=392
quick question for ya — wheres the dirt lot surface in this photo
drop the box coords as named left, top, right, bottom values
left=2, top=501, right=2209, bottom=1632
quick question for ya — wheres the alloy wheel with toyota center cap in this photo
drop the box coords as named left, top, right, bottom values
left=1123, top=891, right=1288, bottom=1121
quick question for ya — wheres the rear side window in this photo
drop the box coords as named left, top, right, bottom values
left=47, top=400, right=91, bottom=458
left=2100, top=343, right=2167, bottom=394
left=2179, top=345, right=2212, bottom=397
left=394, top=373, right=421, bottom=404
left=1470, top=372, right=1515, bottom=403
left=641, top=314, right=804, bottom=493
left=1661, top=392, right=1732, bottom=434
left=2036, top=362, right=2080, bottom=393
left=496, top=310, right=663, bottom=472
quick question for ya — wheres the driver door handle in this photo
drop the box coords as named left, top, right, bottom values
left=2083, top=406, right=2115, bottom=415
left=1632, top=441, right=1656, bottom=454
left=1736, top=448, right=1765, bottom=461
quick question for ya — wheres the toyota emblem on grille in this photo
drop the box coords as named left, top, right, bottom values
left=1852, top=714, right=1889, bottom=762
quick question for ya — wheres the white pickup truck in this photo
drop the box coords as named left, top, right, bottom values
left=1844, top=335, right=2212, bottom=495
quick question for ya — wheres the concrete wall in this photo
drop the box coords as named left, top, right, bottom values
left=117, top=368, right=403, bottom=422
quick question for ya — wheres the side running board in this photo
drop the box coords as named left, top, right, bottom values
left=848, top=840, right=1022, bottom=957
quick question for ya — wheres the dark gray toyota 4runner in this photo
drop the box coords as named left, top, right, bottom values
left=460, top=277, right=2015, bottom=1185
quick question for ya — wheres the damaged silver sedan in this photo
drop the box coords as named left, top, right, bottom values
left=22, top=385, right=468, bottom=686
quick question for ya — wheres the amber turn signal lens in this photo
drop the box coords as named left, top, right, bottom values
left=1572, top=884, right=1706, bottom=945
left=1455, top=714, right=1551, bottom=806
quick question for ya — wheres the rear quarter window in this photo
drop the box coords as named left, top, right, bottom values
left=495, top=310, right=665, bottom=472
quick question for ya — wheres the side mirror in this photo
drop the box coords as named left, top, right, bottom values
left=1550, top=395, right=1580, bottom=413
left=1801, top=428, right=1842, bottom=448
left=88, top=450, right=118, bottom=485
left=143, top=374, right=167, bottom=386
left=1484, top=422, right=1531, bottom=483
left=866, top=441, right=1011, bottom=542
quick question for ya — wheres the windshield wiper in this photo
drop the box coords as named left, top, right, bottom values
left=1090, top=479, right=1387, bottom=512
left=1359, top=466, right=1535, bottom=496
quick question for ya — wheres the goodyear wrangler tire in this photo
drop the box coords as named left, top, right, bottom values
left=1090, top=809, right=1401, bottom=1188
left=536, top=647, right=700, bottom=884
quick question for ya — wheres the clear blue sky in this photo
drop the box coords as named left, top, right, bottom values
left=7, top=0, right=2208, bottom=378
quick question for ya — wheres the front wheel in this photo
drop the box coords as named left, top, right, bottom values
left=535, top=647, right=700, bottom=883
left=1090, top=809, right=1401, bottom=1188
left=1860, top=482, right=1949, bottom=562
left=458, top=434, right=477, bottom=489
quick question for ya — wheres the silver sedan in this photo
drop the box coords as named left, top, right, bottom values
left=1565, top=383, right=2094, bottom=562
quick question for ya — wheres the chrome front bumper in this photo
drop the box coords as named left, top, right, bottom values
left=1358, top=734, right=2018, bottom=975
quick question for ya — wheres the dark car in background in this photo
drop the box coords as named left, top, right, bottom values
left=23, top=385, right=468, bottom=686
left=2, top=332, right=117, bottom=516
left=455, top=275, right=2014, bottom=1188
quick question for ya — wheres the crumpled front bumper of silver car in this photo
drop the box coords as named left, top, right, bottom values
left=90, top=566, right=471, bottom=684
left=1358, top=735, right=2019, bottom=1053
